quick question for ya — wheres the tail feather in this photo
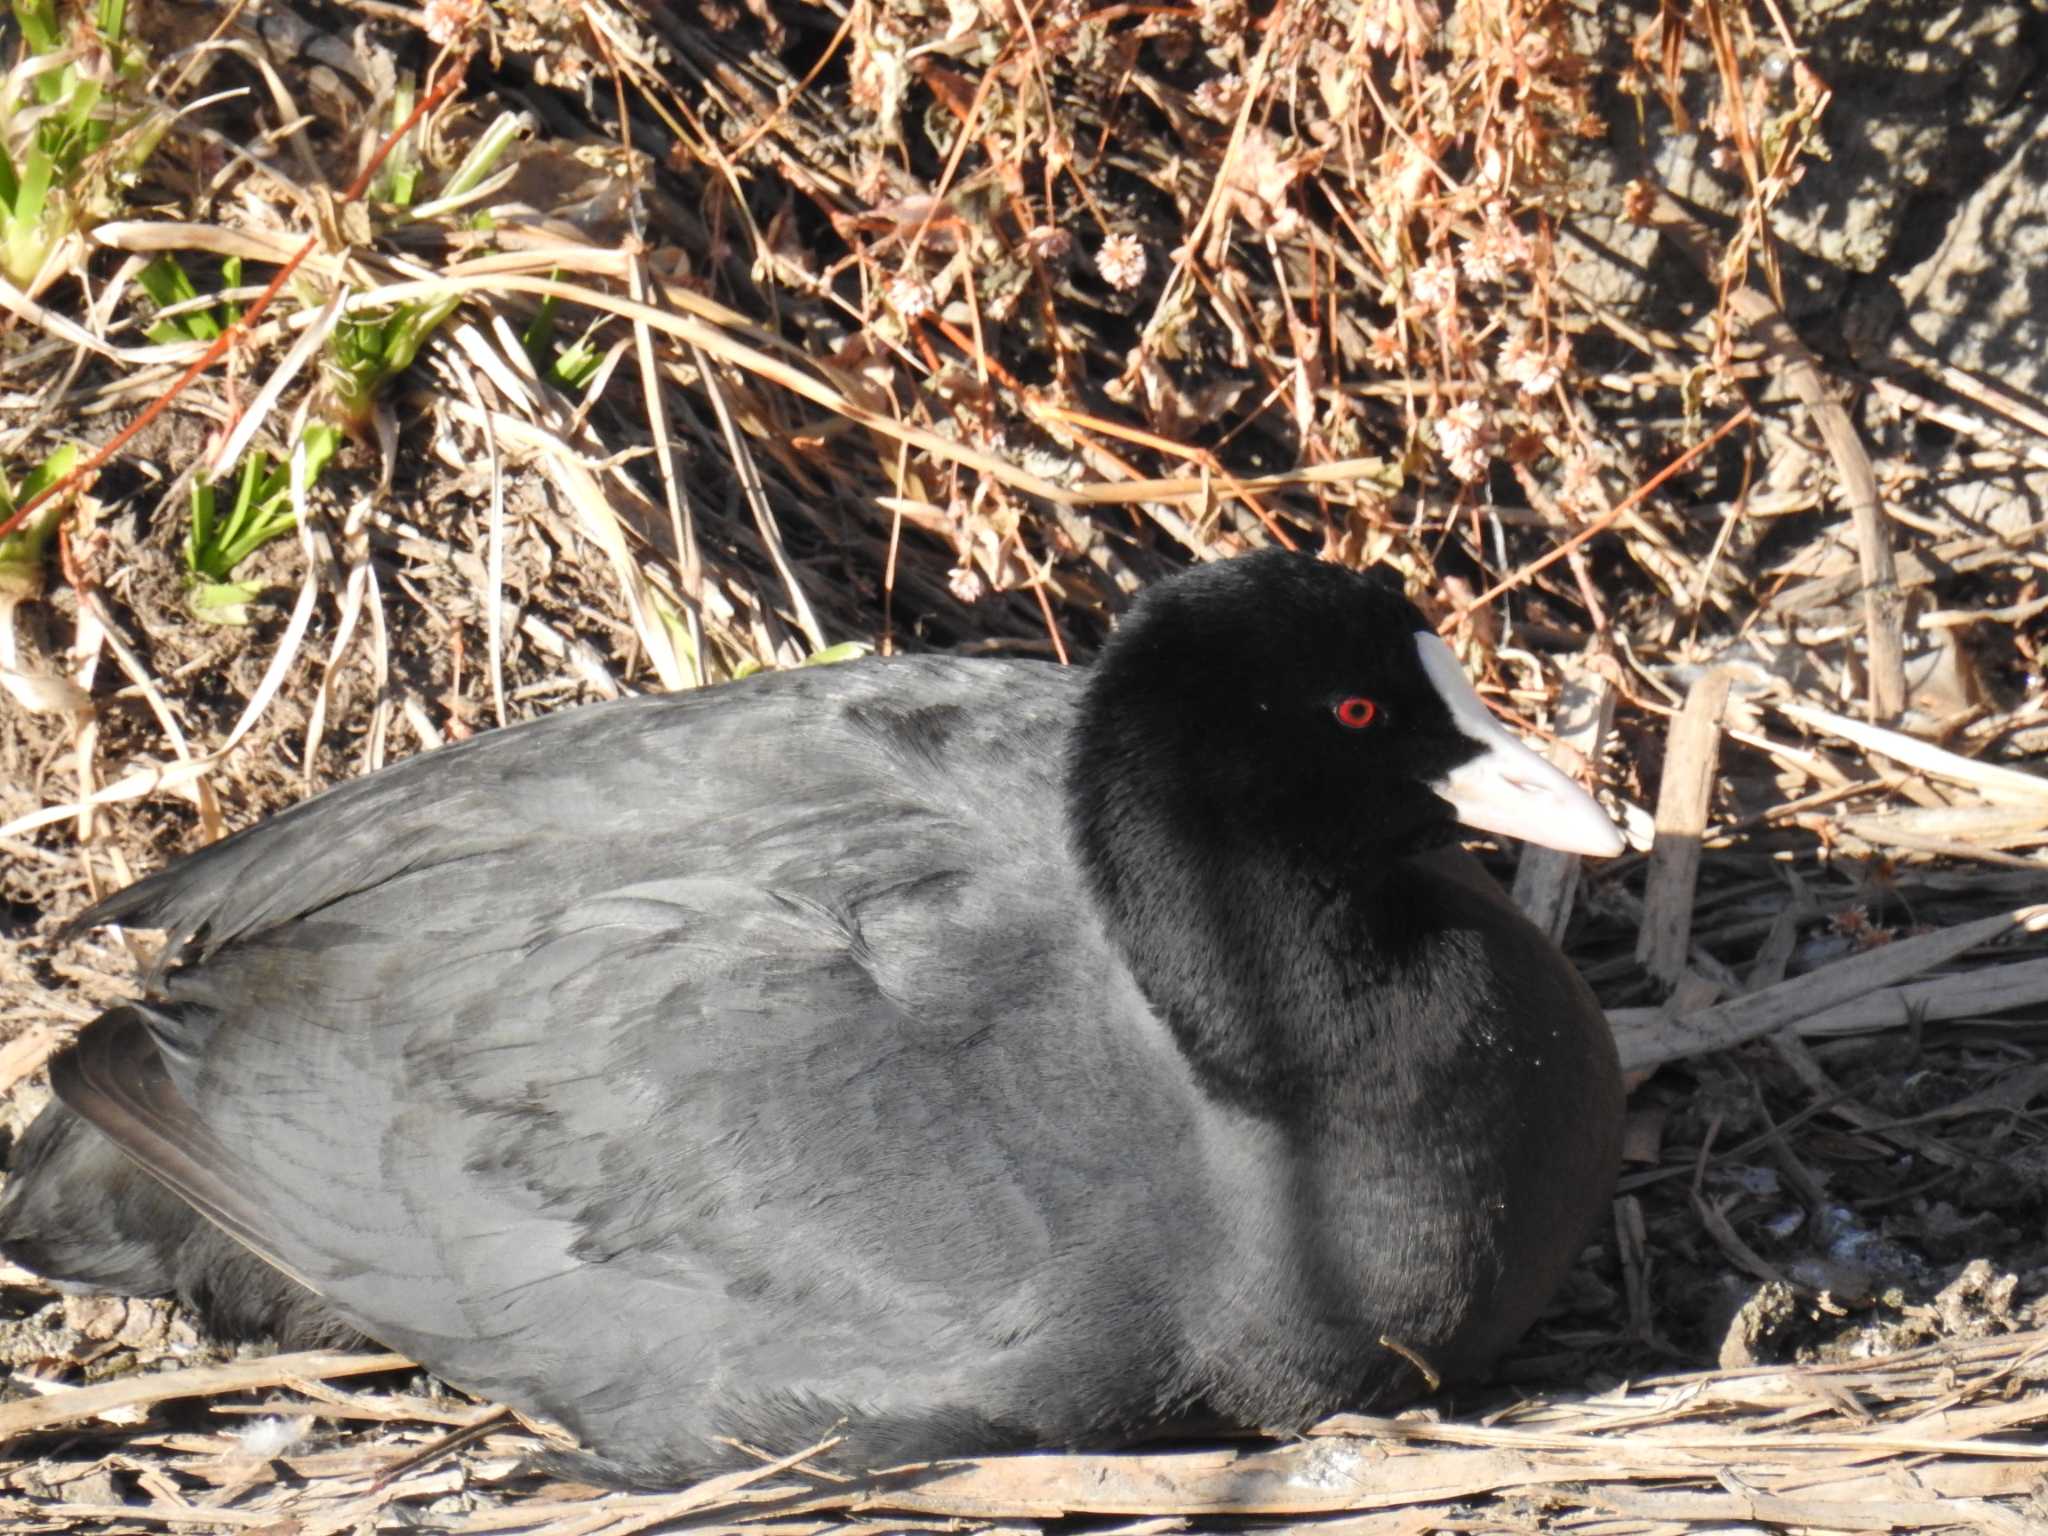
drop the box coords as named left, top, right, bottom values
left=0, top=1092, right=191, bottom=1298
left=1, top=1026, right=367, bottom=1351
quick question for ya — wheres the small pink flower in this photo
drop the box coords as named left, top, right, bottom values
left=1024, top=225, right=1073, bottom=261
left=1192, top=73, right=1245, bottom=121
left=886, top=276, right=935, bottom=319
left=1408, top=257, right=1455, bottom=310
left=1459, top=241, right=1505, bottom=285
left=1097, top=234, right=1147, bottom=292
left=1434, top=400, right=1494, bottom=482
left=421, top=0, right=483, bottom=47
left=948, top=563, right=986, bottom=603
left=1499, top=331, right=1568, bottom=396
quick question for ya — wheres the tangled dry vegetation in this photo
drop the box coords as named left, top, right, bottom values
left=0, top=0, right=2044, bottom=1531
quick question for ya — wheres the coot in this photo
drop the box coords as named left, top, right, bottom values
left=1, top=551, right=1624, bottom=1485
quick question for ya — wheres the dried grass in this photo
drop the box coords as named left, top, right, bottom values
left=4, top=1332, right=2046, bottom=1533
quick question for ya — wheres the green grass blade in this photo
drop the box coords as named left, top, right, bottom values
left=19, top=441, right=77, bottom=499
left=139, top=253, right=219, bottom=343
left=0, top=442, right=79, bottom=598
left=14, top=0, right=62, bottom=56
left=13, top=141, right=52, bottom=231
left=185, top=481, right=215, bottom=579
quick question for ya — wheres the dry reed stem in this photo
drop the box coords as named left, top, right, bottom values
left=1637, top=670, right=1736, bottom=987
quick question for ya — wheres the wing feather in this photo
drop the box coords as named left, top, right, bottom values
left=53, top=661, right=1200, bottom=1479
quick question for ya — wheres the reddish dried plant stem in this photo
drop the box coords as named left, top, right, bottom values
left=1452, top=404, right=1757, bottom=625
left=0, top=53, right=473, bottom=545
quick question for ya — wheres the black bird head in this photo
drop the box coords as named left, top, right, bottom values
left=1073, top=549, right=1623, bottom=866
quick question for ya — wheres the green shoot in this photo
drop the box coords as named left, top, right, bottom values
left=185, top=426, right=341, bottom=623
left=1, top=0, right=161, bottom=290
left=323, top=296, right=461, bottom=432
left=0, top=441, right=78, bottom=599
left=436, top=109, right=523, bottom=210
left=522, top=290, right=606, bottom=391
left=730, top=641, right=869, bottom=681
left=137, top=252, right=242, bottom=344
left=371, top=79, right=420, bottom=208
left=320, top=109, right=527, bottom=426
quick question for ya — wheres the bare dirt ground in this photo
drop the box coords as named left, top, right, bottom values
left=0, top=0, right=2044, bottom=1531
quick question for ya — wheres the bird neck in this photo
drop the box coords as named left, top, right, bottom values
left=1068, top=772, right=1490, bottom=1125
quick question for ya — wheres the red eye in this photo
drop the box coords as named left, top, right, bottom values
left=1334, top=696, right=1378, bottom=729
